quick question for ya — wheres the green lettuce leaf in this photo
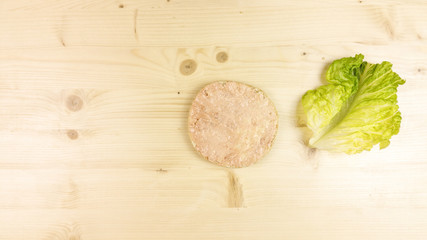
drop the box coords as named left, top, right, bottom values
left=302, top=54, right=405, bottom=154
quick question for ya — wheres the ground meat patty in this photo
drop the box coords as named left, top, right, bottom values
left=188, top=81, right=278, bottom=168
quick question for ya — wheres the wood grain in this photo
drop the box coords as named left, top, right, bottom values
left=1, top=0, right=427, bottom=239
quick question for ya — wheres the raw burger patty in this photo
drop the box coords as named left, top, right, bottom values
left=188, top=81, right=278, bottom=168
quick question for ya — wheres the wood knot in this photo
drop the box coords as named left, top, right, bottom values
left=227, top=170, right=244, bottom=208
left=67, top=130, right=79, bottom=140
left=118, top=4, right=124, bottom=8
left=180, top=59, right=197, bottom=75
left=44, top=222, right=82, bottom=240
left=156, top=168, right=168, bottom=173
left=66, top=95, right=83, bottom=112
left=216, top=51, right=228, bottom=63
left=307, top=147, right=317, bottom=159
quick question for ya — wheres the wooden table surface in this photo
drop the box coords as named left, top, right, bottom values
left=1, top=0, right=427, bottom=239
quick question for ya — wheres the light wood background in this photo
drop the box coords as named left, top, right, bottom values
left=1, top=0, right=427, bottom=239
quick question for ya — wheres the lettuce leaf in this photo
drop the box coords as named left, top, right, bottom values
left=302, top=54, right=405, bottom=154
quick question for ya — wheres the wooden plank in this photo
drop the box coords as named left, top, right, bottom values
left=1, top=2, right=427, bottom=48
left=2, top=165, right=427, bottom=210
left=1, top=0, right=427, bottom=239
left=0, top=44, right=425, bottom=89
left=1, top=208, right=427, bottom=239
